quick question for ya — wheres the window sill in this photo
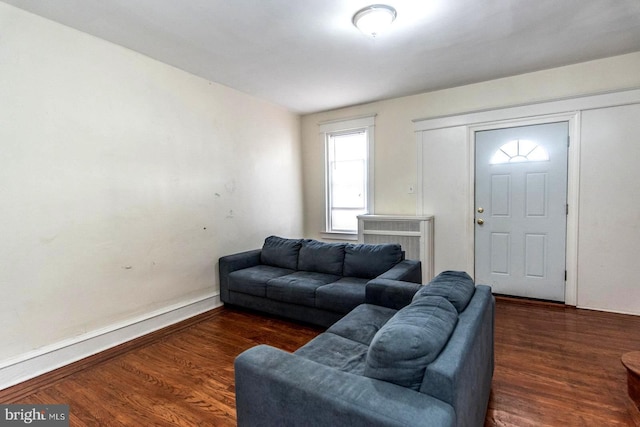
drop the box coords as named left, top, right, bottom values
left=319, top=231, right=358, bottom=242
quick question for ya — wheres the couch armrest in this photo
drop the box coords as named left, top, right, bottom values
left=365, top=279, right=422, bottom=310
left=421, top=285, right=495, bottom=427
left=376, top=259, right=422, bottom=283
left=235, top=345, right=455, bottom=427
left=218, top=249, right=262, bottom=302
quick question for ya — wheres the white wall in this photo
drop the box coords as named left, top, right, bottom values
left=578, top=104, right=640, bottom=314
left=302, top=52, right=640, bottom=315
left=0, top=3, right=303, bottom=368
left=417, top=126, right=470, bottom=272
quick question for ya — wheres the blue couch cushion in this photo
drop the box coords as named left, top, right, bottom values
left=294, top=332, right=369, bottom=375
left=364, top=296, right=458, bottom=390
left=228, top=265, right=294, bottom=297
left=343, top=243, right=403, bottom=279
left=297, top=240, right=346, bottom=276
left=413, top=270, right=476, bottom=313
left=260, top=236, right=302, bottom=270
left=315, top=277, right=369, bottom=314
left=266, top=272, right=340, bottom=307
left=327, top=304, right=397, bottom=346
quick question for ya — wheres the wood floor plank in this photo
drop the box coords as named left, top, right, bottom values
left=2, top=301, right=640, bottom=426
left=485, top=299, right=640, bottom=426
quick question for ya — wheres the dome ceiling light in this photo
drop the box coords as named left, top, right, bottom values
left=352, top=4, right=397, bottom=37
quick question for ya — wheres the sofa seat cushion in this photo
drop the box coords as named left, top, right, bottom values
left=327, top=304, right=397, bottom=346
left=266, top=272, right=341, bottom=307
left=364, top=296, right=459, bottom=390
left=298, top=240, right=346, bottom=276
left=413, top=270, right=476, bottom=313
left=315, top=277, right=369, bottom=314
left=228, top=265, right=294, bottom=297
left=260, top=236, right=302, bottom=270
left=294, top=332, right=369, bottom=375
left=343, top=243, right=403, bottom=279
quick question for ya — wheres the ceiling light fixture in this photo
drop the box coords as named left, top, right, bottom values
left=352, top=4, right=397, bottom=37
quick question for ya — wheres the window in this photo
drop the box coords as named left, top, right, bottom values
left=490, top=139, right=549, bottom=164
left=319, top=115, right=375, bottom=237
left=327, top=131, right=367, bottom=232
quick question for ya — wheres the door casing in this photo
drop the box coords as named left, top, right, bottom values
left=473, top=121, right=569, bottom=301
left=467, top=112, right=580, bottom=305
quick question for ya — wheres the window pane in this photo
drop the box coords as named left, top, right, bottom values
left=527, top=145, right=549, bottom=161
left=327, top=130, right=368, bottom=233
left=333, top=132, right=366, bottom=161
left=331, top=208, right=367, bottom=232
left=331, top=159, right=365, bottom=208
left=490, top=139, right=549, bottom=164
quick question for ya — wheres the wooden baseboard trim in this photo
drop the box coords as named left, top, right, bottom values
left=0, top=306, right=225, bottom=403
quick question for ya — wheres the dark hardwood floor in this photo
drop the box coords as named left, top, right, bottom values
left=2, top=298, right=640, bottom=426
left=487, top=299, right=640, bottom=426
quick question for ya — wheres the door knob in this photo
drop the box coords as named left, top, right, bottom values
left=477, top=218, right=484, bottom=225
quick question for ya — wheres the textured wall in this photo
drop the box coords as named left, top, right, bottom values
left=0, top=3, right=303, bottom=363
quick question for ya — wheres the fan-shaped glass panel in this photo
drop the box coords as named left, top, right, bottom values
left=490, top=140, right=549, bottom=164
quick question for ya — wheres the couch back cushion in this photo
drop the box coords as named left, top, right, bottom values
left=343, top=243, right=403, bottom=279
left=412, top=270, right=476, bottom=313
left=297, top=240, right=346, bottom=275
left=260, top=236, right=302, bottom=270
left=364, top=296, right=458, bottom=390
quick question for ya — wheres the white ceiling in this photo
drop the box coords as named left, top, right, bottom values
left=4, top=0, right=640, bottom=114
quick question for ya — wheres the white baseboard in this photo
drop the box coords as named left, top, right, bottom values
left=0, top=292, right=222, bottom=391
left=577, top=304, right=640, bottom=317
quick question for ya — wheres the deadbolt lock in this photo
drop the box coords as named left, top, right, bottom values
left=477, top=207, right=484, bottom=213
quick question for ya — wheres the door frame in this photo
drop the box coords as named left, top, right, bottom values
left=468, top=113, right=579, bottom=304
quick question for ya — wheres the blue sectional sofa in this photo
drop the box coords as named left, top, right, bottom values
left=234, top=271, right=495, bottom=427
left=218, top=236, right=422, bottom=327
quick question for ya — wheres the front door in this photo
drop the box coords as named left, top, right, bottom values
left=474, top=122, right=568, bottom=301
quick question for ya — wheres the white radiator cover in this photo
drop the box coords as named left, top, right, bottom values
left=357, top=215, right=434, bottom=283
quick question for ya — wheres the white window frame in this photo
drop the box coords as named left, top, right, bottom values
left=319, top=114, right=375, bottom=240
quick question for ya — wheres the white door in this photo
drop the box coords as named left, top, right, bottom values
left=475, top=122, right=568, bottom=301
